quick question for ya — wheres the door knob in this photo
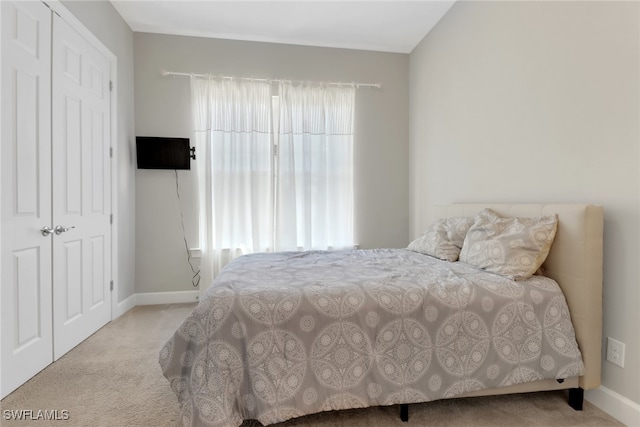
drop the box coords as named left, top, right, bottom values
left=41, top=226, right=54, bottom=237
left=54, top=225, right=75, bottom=235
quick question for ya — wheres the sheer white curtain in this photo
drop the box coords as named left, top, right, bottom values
left=191, top=78, right=273, bottom=293
left=275, top=83, right=355, bottom=251
left=192, top=79, right=356, bottom=294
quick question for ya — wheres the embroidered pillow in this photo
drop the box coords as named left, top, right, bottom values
left=407, top=217, right=474, bottom=262
left=459, top=209, right=558, bottom=280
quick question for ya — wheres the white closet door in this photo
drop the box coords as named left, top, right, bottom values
left=0, top=0, right=53, bottom=398
left=51, top=13, right=111, bottom=359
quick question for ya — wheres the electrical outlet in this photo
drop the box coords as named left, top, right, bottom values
left=606, top=337, right=625, bottom=368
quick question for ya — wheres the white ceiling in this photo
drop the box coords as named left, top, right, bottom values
left=111, top=1, right=456, bottom=54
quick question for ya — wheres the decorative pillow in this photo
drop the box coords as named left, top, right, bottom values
left=407, top=217, right=474, bottom=261
left=459, top=209, right=558, bottom=280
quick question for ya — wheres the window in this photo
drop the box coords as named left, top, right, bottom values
left=192, top=78, right=355, bottom=284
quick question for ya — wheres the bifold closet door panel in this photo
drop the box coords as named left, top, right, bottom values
left=0, top=0, right=54, bottom=398
left=1, top=1, right=114, bottom=398
left=51, top=12, right=112, bottom=360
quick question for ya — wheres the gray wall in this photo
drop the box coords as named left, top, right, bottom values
left=410, top=0, right=639, bottom=408
left=61, top=1, right=136, bottom=303
left=134, top=33, right=410, bottom=294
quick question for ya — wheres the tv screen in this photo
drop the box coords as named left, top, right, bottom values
left=136, top=136, right=191, bottom=170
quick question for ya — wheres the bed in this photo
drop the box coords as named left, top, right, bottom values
left=160, top=204, right=603, bottom=427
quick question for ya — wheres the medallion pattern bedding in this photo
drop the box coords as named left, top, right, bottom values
left=160, top=249, right=584, bottom=427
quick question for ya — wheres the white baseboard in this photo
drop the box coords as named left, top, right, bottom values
left=586, top=386, right=640, bottom=426
left=115, top=294, right=137, bottom=318
left=112, top=291, right=199, bottom=320
left=136, top=290, right=200, bottom=306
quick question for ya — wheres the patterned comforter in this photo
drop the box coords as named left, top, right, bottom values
left=160, top=249, right=584, bottom=427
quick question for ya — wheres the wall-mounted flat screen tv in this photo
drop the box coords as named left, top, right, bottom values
left=136, top=136, right=191, bottom=170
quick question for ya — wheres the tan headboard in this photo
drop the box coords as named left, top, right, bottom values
left=433, top=204, right=604, bottom=389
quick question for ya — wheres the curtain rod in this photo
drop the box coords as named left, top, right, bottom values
left=160, top=69, right=381, bottom=89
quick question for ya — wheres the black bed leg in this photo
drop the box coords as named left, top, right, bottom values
left=400, top=404, right=409, bottom=422
left=568, top=387, right=584, bottom=411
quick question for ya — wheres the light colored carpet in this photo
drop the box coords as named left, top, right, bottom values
left=1, top=303, right=624, bottom=427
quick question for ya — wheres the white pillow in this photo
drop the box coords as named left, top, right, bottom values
left=459, top=209, right=558, bottom=280
left=408, top=217, right=474, bottom=262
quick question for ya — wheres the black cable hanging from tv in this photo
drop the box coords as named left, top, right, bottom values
left=175, top=170, right=200, bottom=288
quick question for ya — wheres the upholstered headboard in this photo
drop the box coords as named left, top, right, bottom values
left=433, top=204, right=604, bottom=390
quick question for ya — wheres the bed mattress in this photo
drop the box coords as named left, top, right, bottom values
left=160, top=248, right=584, bottom=427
